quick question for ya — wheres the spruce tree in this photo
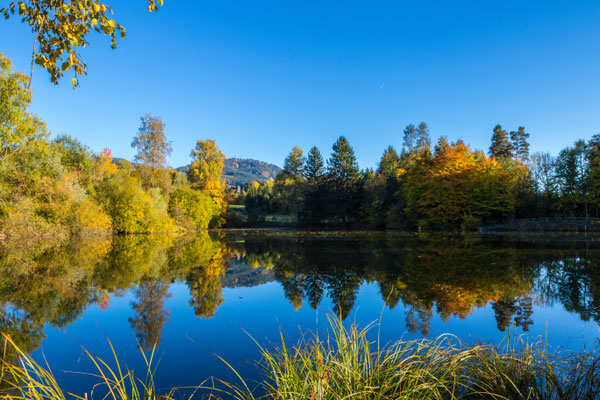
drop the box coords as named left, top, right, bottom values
left=304, top=146, right=325, bottom=181
left=434, top=136, right=450, bottom=155
left=489, top=124, right=513, bottom=159
left=326, top=136, right=361, bottom=223
left=304, top=146, right=327, bottom=224
left=282, top=146, right=305, bottom=179
left=327, top=136, right=360, bottom=184
left=377, top=146, right=400, bottom=178
left=510, top=126, right=530, bottom=161
left=416, top=122, right=431, bottom=151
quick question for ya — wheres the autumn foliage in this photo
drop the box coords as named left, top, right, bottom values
left=406, top=140, right=514, bottom=229
left=0, top=53, right=224, bottom=239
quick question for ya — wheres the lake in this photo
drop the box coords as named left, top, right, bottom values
left=1, top=230, right=600, bottom=393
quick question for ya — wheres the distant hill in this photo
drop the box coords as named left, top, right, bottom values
left=222, top=158, right=282, bottom=186
left=112, top=157, right=281, bottom=187
left=112, top=157, right=135, bottom=166
left=177, top=158, right=282, bottom=187
left=221, top=259, right=274, bottom=288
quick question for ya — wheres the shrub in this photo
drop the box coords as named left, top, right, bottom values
left=169, top=186, right=223, bottom=230
left=68, top=196, right=112, bottom=236
left=96, top=171, right=174, bottom=233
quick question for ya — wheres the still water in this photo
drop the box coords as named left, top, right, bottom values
left=1, top=230, right=600, bottom=392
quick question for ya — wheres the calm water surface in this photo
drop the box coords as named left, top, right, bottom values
left=1, top=231, right=600, bottom=392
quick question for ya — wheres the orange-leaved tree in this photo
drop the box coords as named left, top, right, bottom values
left=406, top=140, right=514, bottom=229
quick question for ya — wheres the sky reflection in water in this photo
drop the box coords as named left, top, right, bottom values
left=1, top=231, right=599, bottom=392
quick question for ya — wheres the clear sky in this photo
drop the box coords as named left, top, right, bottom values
left=2, top=0, right=600, bottom=169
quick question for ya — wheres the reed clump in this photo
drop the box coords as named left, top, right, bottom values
left=221, top=316, right=600, bottom=400
left=1, top=316, right=600, bottom=400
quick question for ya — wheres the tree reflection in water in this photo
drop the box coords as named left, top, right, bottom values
left=1, top=231, right=600, bottom=359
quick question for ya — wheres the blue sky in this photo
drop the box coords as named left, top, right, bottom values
left=2, top=0, right=600, bottom=168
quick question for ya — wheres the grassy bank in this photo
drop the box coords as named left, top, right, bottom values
left=1, top=317, right=599, bottom=400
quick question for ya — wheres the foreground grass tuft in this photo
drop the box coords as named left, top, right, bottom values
left=221, top=316, right=600, bottom=400
left=1, top=316, right=600, bottom=400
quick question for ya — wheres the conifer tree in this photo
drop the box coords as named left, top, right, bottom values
left=304, top=146, right=325, bottom=181
left=434, top=136, right=450, bottom=155
left=327, top=136, right=360, bottom=184
left=377, top=146, right=400, bottom=179
left=326, top=136, right=361, bottom=223
left=416, top=122, right=431, bottom=151
left=489, top=124, right=513, bottom=159
left=402, top=124, right=417, bottom=154
left=510, top=126, right=531, bottom=161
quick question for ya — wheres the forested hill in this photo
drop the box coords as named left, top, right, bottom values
left=177, top=158, right=282, bottom=187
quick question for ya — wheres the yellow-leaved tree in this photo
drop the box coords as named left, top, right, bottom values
left=1, top=1, right=163, bottom=87
left=188, top=139, right=226, bottom=217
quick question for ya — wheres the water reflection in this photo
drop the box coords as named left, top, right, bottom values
left=1, top=231, right=600, bottom=360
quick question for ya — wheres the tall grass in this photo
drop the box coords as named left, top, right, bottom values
left=1, top=317, right=600, bottom=400
left=0, top=334, right=196, bottom=400
left=219, top=315, right=600, bottom=400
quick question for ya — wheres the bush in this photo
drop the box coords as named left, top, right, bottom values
left=68, top=196, right=112, bottom=236
left=0, top=197, right=67, bottom=242
left=169, top=186, right=223, bottom=230
left=461, top=213, right=482, bottom=232
left=96, top=171, right=174, bottom=233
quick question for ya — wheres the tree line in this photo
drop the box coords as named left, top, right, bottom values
left=5, top=46, right=600, bottom=235
left=0, top=53, right=227, bottom=240
left=244, top=122, right=600, bottom=229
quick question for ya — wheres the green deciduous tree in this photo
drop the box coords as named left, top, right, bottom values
left=132, top=114, right=172, bottom=169
left=52, top=134, right=94, bottom=184
left=97, top=170, right=174, bottom=233
left=587, top=134, right=600, bottom=216
left=169, top=186, right=222, bottom=229
left=555, top=140, right=589, bottom=216
left=0, top=53, right=48, bottom=162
